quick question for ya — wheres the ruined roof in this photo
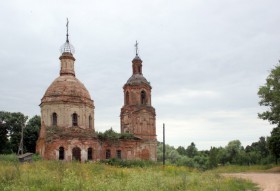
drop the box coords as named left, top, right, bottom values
left=126, top=74, right=150, bottom=85
left=41, top=75, right=94, bottom=107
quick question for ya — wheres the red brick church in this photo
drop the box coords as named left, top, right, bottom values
left=36, top=23, right=157, bottom=162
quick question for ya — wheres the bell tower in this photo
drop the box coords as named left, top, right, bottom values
left=120, top=42, right=156, bottom=141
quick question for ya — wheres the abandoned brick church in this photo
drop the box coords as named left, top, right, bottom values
left=36, top=25, right=157, bottom=162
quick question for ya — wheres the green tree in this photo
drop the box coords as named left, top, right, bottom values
left=236, top=150, right=251, bottom=165
left=176, top=146, right=186, bottom=156
left=0, top=112, right=9, bottom=153
left=208, top=147, right=218, bottom=168
left=267, top=127, right=280, bottom=164
left=250, top=136, right=270, bottom=158
left=258, top=63, right=280, bottom=126
left=225, top=140, right=242, bottom=164
left=24, top=115, right=41, bottom=153
left=217, top=147, right=229, bottom=165
left=9, top=112, right=28, bottom=153
left=0, top=111, right=28, bottom=153
left=157, top=142, right=182, bottom=164
left=186, top=142, right=198, bottom=158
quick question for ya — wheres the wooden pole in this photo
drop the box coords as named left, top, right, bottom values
left=163, top=123, right=165, bottom=166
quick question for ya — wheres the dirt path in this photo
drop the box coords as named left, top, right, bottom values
left=225, top=173, right=280, bottom=191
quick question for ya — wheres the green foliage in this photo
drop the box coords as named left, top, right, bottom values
left=0, top=111, right=42, bottom=154
left=0, top=111, right=28, bottom=154
left=268, top=127, right=280, bottom=164
left=96, top=128, right=134, bottom=145
left=0, top=154, right=18, bottom=162
left=0, top=160, right=259, bottom=191
left=158, top=137, right=275, bottom=170
left=225, top=140, right=242, bottom=164
left=100, top=158, right=156, bottom=168
left=258, top=63, right=280, bottom=126
left=24, top=115, right=41, bottom=153
left=246, top=136, right=270, bottom=162
left=0, top=117, right=9, bottom=153
left=32, top=153, right=42, bottom=161
left=176, top=146, right=186, bottom=155
left=186, top=142, right=198, bottom=158
left=210, top=164, right=275, bottom=173
left=208, top=147, right=219, bottom=168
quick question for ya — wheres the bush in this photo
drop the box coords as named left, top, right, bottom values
left=0, top=154, right=18, bottom=162
left=100, top=158, right=157, bottom=168
left=32, top=153, right=42, bottom=161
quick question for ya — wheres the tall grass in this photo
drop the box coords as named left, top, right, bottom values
left=0, top=159, right=259, bottom=191
left=211, top=164, right=275, bottom=173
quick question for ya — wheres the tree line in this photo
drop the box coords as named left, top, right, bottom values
left=157, top=136, right=277, bottom=170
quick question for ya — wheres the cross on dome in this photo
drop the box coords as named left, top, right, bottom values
left=60, top=18, right=75, bottom=54
left=135, top=41, right=139, bottom=56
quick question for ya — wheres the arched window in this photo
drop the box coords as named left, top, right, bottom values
left=72, top=113, right=78, bottom=126
left=88, top=148, right=93, bottom=160
left=125, top=92, right=129, bottom=105
left=141, top=90, right=146, bottom=104
left=59, top=147, right=64, bottom=160
left=52, top=113, right=57, bottom=126
left=89, top=115, right=92, bottom=129
left=138, top=66, right=141, bottom=74
left=106, top=149, right=111, bottom=159
left=116, top=150, right=121, bottom=159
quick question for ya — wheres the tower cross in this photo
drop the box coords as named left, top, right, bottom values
left=66, top=18, right=69, bottom=43
left=135, top=41, right=139, bottom=56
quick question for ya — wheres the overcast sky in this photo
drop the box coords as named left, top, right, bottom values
left=0, top=0, right=280, bottom=150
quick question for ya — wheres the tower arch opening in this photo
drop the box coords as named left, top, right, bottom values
left=125, top=91, right=130, bottom=105
left=141, top=90, right=147, bottom=105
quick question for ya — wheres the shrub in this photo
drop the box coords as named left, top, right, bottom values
left=100, top=158, right=157, bottom=168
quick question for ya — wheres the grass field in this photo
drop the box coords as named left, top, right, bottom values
left=0, top=157, right=260, bottom=191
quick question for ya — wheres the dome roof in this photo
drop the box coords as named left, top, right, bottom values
left=41, top=75, right=93, bottom=107
left=60, top=42, right=75, bottom=54
left=126, top=74, right=150, bottom=85
left=132, top=55, right=142, bottom=62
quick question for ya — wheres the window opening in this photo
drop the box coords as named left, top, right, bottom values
left=88, top=148, right=93, bottom=160
left=89, top=116, right=92, bottom=129
left=59, top=147, right=64, bottom=160
left=141, top=91, right=146, bottom=104
left=52, top=113, right=57, bottom=126
left=106, top=149, right=111, bottom=159
left=125, top=92, right=129, bottom=105
left=117, top=150, right=122, bottom=159
left=72, top=113, right=78, bottom=126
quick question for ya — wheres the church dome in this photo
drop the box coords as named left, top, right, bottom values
left=41, top=75, right=93, bottom=107
left=126, top=74, right=150, bottom=85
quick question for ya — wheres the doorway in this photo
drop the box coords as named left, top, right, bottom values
left=72, top=147, right=81, bottom=161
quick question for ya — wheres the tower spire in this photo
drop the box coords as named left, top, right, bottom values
left=66, top=18, right=69, bottom=43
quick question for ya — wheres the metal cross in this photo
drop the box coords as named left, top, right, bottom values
left=135, top=41, right=139, bottom=56
left=66, top=18, right=69, bottom=42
